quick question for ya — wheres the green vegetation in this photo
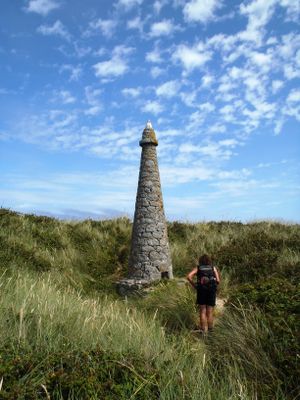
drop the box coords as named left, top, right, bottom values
left=0, top=208, right=299, bottom=399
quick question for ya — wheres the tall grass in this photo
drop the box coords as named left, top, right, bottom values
left=0, top=270, right=166, bottom=358
left=0, top=270, right=261, bottom=399
left=208, top=302, right=283, bottom=398
left=1, top=208, right=299, bottom=399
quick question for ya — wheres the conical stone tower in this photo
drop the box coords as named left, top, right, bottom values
left=117, top=121, right=173, bottom=295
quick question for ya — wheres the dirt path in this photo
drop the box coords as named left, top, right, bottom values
left=216, top=297, right=226, bottom=311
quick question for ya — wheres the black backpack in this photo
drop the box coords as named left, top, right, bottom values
left=197, top=264, right=217, bottom=289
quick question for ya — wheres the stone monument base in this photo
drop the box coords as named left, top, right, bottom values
left=116, top=278, right=154, bottom=297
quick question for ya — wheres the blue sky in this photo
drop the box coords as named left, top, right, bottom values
left=0, top=0, right=299, bottom=221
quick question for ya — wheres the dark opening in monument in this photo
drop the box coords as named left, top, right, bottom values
left=161, top=271, right=169, bottom=279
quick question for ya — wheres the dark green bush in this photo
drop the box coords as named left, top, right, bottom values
left=215, top=228, right=300, bottom=283
left=229, top=275, right=300, bottom=398
left=0, top=345, right=158, bottom=399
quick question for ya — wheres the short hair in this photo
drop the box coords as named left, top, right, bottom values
left=199, top=254, right=212, bottom=266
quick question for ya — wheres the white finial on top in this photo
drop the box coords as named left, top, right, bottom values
left=145, top=120, right=153, bottom=129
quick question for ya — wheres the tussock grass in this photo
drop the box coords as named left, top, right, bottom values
left=0, top=208, right=299, bottom=399
left=208, top=303, right=282, bottom=397
left=0, top=271, right=166, bottom=359
left=133, top=281, right=198, bottom=331
left=0, top=270, right=255, bottom=399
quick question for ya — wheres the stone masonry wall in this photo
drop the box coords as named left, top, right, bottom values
left=128, top=124, right=173, bottom=282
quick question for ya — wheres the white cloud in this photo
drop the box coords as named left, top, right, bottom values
left=149, top=19, right=175, bottom=37
left=72, top=43, right=92, bottom=58
left=160, top=164, right=214, bottom=184
left=127, top=16, right=143, bottom=32
left=142, top=100, right=164, bottom=115
left=59, top=64, right=82, bottom=81
left=188, top=110, right=205, bottom=128
left=89, top=19, right=117, bottom=38
left=172, top=43, right=211, bottom=73
left=54, top=90, right=76, bottom=104
left=37, top=20, right=71, bottom=41
left=122, top=87, right=141, bottom=98
left=279, top=0, right=300, bottom=20
left=84, top=107, right=102, bottom=116
left=239, top=0, right=277, bottom=44
left=180, top=90, right=197, bottom=107
left=183, top=0, right=221, bottom=23
left=113, top=45, right=134, bottom=57
left=201, top=74, right=214, bottom=87
left=25, top=0, right=60, bottom=16
left=117, top=0, right=143, bottom=10
left=94, top=59, right=128, bottom=79
left=248, top=51, right=273, bottom=72
left=284, top=64, right=300, bottom=80
left=199, top=102, right=215, bottom=112
left=237, top=0, right=300, bottom=45
left=154, top=0, right=168, bottom=13
left=287, top=89, right=300, bottom=102
left=207, top=33, right=237, bottom=52
left=219, top=104, right=236, bottom=123
left=272, top=80, right=284, bottom=93
left=274, top=118, right=284, bottom=135
left=151, top=66, right=164, bottom=78
left=84, top=86, right=102, bottom=115
left=146, top=48, right=163, bottom=63
left=178, top=138, right=239, bottom=160
left=209, top=123, right=226, bottom=134
left=156, top=80, right=180, bottom=98
left=217, top=78, right=236, bottom=94
left=93, top=45, right=134, bottom=80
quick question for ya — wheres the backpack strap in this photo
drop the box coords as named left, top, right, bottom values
left=211, top=263, right=215, bottom=276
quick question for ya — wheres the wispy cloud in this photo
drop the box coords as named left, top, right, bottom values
left=59, top=64, right=82, bottom=81
left=37, top=20, right=71, bottom=41
left=88, top=18, right=118, bottom=38
left=183, top=0, right=221, bottom=23
left=172, top=42, right=211, bottom=73
left=287, top=89, right=300, bottom=103
left=122, top=87, right=141, bottom=98
left=127, top=16, right=144, bottom=33
left=84, top=86, right=102, bottom=116
left=117, top=0, right=144, bottom=10
left=149, top=19, right=176, bottom=37
left=146, top=47, right=163, bottom=63
left=156, top=80, right=180, bottom=98
left=141, top=100, right=164, bottom=115
left=2, top=0, right=300, bottom=222
left=52, top=90, right=76, bottom=104
left=151, top=66, right=164, bottom=78
left=25, top=0, right=60, bottom=16
left=153, top=0, right=168, bottom=14
left=93, top=45, right=134, bottom=81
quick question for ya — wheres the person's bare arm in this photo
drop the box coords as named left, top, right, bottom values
left=186, top=268, right=198, bottom=289
left=213, top=267, right=220, bottom=284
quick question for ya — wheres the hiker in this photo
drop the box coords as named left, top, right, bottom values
left=187, top=254, right=220, bottom=333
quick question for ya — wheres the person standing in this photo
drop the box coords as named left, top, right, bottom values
left=187, top=254, right=220, bottom=333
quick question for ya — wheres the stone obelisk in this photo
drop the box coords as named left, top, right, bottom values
left=117, top=121, right=173, bottom=295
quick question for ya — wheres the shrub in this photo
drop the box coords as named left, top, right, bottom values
left=0, top=345, right=158, bottom=400
left=229, top=276, right=300, bottom=397
left=133, top=280, right=198, bottom=331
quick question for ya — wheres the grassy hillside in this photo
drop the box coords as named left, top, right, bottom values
left=0, top=208, right=299, bottom=399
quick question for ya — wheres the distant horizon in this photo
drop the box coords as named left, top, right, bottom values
left=3, top=206, right=300, bottom=225
left=1, top=0, right=299, bottom=222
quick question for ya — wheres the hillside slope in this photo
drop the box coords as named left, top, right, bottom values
left=0, top=208, right=299, bottom=399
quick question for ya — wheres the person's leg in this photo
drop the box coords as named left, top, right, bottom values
left=199, top=305, right=207, bottom=332
left=206, top=306, right=214, bottom=330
